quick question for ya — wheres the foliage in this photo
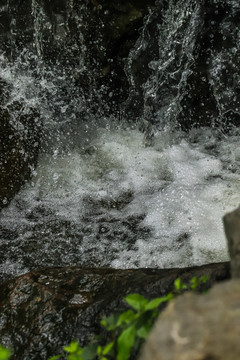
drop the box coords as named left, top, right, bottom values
left=0, top=275, right=209, bottom=360
left=0, top=345, right=12, bottom=360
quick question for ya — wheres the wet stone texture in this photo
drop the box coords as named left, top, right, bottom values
left=0, top=262, right=230, bottom=360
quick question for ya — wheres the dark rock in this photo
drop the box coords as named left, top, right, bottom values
left=140, top=279, right=240, bottom=360
left=0, top=262, right=230, bottom=359
left=223, top=206, right=240, bottom=278
left=0, top=105, right=41, bottom=209
left=1, top=0, right=239, bottom=127
left=123, top=0, right=240, bottom=131
left=0, top=0, right=156, bottom=113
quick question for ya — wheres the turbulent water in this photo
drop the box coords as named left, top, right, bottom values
left=0, top=0, right=240, bottom=282
left=1, top=121, right=239, bottom=280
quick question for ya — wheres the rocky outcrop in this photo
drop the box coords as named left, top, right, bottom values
left=0, top=262, right=229, bottom=360
left=139, top=279, right=240, bottom=360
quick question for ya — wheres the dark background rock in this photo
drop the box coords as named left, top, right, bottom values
left=1, top=0, right=239, bottom=135
left=123, top=0, right=240, bottom=131
left=0, top=0, right=156, bottom=113
left=0, top=105, right=41, bottom=209
left=0, top=262, right=230, bottom=360
left=140, top=278, right=240, bottom=360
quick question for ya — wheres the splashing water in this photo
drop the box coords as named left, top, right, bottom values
left=1, top=124, right=240, bottom=281
left=0, top=0, right=240, bottom=282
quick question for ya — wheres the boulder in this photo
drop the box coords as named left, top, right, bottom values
left=0, top=262, right=229, bottom=360
left=139, top=279, right=240, bottom=360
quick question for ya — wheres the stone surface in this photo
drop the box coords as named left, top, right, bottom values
left=139, top=278, right=240, bottom=360
left=223, top=206, right=240, bottom=278
left=0, top=262, right=229, bottom=360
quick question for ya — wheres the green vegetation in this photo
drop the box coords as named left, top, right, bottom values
left=0, top=345, right=11, bottom=360
left=0, top=275, right=209, bottom=360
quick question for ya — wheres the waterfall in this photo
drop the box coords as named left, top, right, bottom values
left=0, top=0, right=239, bottom=283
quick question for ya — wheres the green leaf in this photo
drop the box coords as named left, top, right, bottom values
left=136, top=324, right=152, bottom=339
left=125, top=294, right=148, bottom=311
left=116, top=310, right=136, bottom=326
left=190, top=277, right=198, bottom=290
left=67, top=355, right=82, bottom=360
left=145, top=295, right=171, bottom=310
left=174, top=278, right=187, bottom=292
left=64, top=342, right=81, bottom=354
left=117, top=325, right=136, bottom=360
left=101, top=314, right=119, bottom=330
left=0, top=346, right=12, bottom=360
left=48, top=356, right=61, bottom=360
left=102, top=342, right=114, bottom=356
left=97, top=346, right=102, bottom=356
left=199, top=275, right=209, bottom=283
left=81, top=344, right=98, bottom=360
left=165, top=292, right=174, bottom=301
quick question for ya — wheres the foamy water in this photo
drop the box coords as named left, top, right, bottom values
left=0, top=124, right=239, bottom=281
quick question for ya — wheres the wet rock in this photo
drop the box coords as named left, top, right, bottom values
left=140, top=279, right=240, bottom=360
left=0, top=106, right=41, bottom=209
left=0, top=0, right=156, bottom=113
left=0, top=262, right=229, bottom=360
left=1, top=0, right=239, bottom=126
left=123, top=0, right=240, bottom=131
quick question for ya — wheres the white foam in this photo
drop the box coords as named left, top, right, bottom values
left=1, top=126, right=239, bottom=272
